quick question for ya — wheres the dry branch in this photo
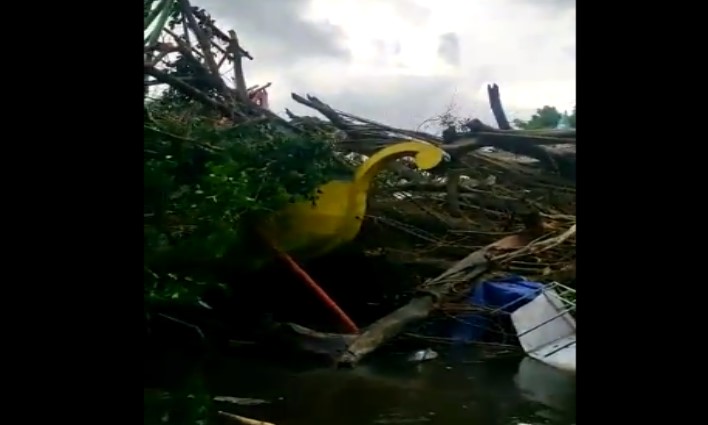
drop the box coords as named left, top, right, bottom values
left=144, top=65, right=236, bottom=117
left=177, top=0, right=234, bottom=102
left=335, top=219, right=559, bottom=367
left=287, top=93, right=575, bottom=180
left=191, top=7, right=253, bottom=60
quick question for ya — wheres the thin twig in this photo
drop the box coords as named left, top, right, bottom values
left=157, top=313, right=205, bottom=340
left=164, top=27, right=204, bottom=59
left=144, top=64, right=238, bottom=117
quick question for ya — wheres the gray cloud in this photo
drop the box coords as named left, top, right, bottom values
left=326, top=79, right=455, bottom=129
left=193, top=0, right=349, bottom=62
left=200, top=0, right=574, bottom=130
left=282, top=73, right=544, bottom=132
left=280, top=74, right=454, bottom=129
left=437, top=33, right=461, bottom=66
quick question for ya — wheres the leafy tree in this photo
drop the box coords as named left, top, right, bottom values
left=513, top=105, right=576, bottom=129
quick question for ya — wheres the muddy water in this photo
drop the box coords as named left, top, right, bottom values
left=145, top=346, right=575, bottom=425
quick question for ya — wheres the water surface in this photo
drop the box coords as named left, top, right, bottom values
left=145, top=346, right=575, bottom=425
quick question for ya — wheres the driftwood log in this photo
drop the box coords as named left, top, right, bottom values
left=270, top=322, right=356, bottom=357
left=230, top=218, right=575, bottom=367
left=335, top=220, right=549, bottom=367
left=249, top=225, right=545, bottom=366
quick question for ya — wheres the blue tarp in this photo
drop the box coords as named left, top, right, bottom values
left=450, top=275, right=544, bottom=343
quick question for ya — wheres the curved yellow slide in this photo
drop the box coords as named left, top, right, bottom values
left=261, top=140, right=448, bottom=259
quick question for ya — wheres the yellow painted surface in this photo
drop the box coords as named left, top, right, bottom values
left=260, top=141, right=447, bottom=259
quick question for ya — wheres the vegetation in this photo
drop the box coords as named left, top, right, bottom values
left=513, top=105, right=576, bottom=130
left=145, top=105, right=343, bottom=307
left=144, top=0, right=344, bottom=312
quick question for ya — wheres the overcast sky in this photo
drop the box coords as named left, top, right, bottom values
left=194, top=0, right=575, bottom=131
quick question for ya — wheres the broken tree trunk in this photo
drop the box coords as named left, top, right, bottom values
left=487, top=84, right=512, bottom=130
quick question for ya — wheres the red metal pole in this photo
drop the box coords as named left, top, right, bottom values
left=274, top=249, right=360, bottom=334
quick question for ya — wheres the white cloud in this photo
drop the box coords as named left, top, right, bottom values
left=202, top=0, right=575, bottom=129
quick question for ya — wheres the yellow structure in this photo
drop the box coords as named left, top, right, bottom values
left=261, top=141, right=448, bottom=259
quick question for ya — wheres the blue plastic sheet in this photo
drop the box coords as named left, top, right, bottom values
left=450, top=275, right=544, bottom=343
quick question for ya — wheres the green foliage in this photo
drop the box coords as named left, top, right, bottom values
left=144, top=1, right=345, bottom=311
left=144, top=99, right=343, bottom=309
left=513, top=105, right=576, bottom=130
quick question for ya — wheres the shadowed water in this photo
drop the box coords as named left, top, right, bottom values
left=145, top=345, right=575, bottom=425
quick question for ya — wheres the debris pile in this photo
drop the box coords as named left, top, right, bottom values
left=144, top=0, right=576, bottom=367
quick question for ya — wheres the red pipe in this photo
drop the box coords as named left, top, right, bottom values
left=274, top=249, right=360, bottom=334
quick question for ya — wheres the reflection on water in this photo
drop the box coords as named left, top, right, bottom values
left=145, top=347, right=575, bottom=425
left=515, top=357, right=576, bottom=417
